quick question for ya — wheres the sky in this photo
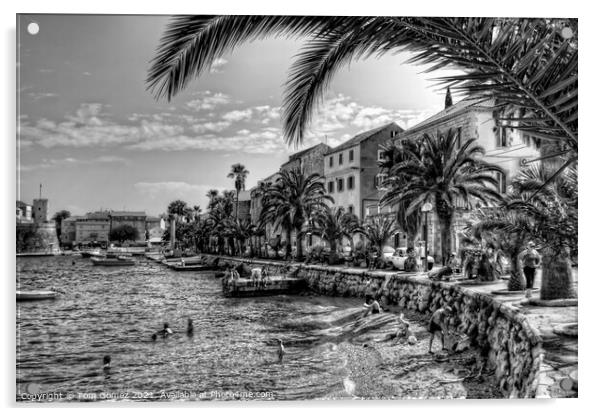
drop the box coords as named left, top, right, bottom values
left=17, top=14, right=458, bottom=216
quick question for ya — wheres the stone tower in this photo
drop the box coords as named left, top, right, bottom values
left=33, top=198, right=49, bottom=223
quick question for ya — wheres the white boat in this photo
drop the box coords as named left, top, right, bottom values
left=17, top=290, right=57, bottom=301
left=91, top=256, right=135, bottom=266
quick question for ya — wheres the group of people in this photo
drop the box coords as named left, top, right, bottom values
left=150, top=319, right=194, bottom=341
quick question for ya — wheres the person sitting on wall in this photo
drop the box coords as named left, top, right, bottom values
left=428, top=306, right=452, bottom=353
left=448, top=252, right=462, bottom=274
left=362, top=295, right=382, bottom=317
left=260, top=266, right=269, bottom=288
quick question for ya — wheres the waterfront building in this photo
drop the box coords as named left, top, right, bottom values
left=390, top=95, right=541, bottom=260
left=75, top=211, right=110, bottom=245
left=109, top=211, right=147, bottom=243
left=145, top=216, right=165, bottom=244
left=235, top=190, right=252, bottom=222
left=16, top=201, right=33, bottom=223
left=16, top=196, right=60, bottom=254
left=60, top=215, right=83, bottom=245
left=281, top=143, right=331, bottom=176
left=324, top=122, right=404, bottom=222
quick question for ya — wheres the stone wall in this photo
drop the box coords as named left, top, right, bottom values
left=204, top=255, right=544, bottom=398
left=16, top=222, right=60, bottom=254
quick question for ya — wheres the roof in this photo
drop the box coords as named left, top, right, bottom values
left=401, top=96, right=495, bottom=136
left=285, top=143, right=331, bottom=162
left=145, top=216, right=161, bottom=222
left=85, top=211, right=110, bottom=220
left=325, top=122, right=402, bottom=155
left=110, top=211, right=146, bottom=217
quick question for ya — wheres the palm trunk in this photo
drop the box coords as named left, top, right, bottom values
left=507, top=252, right=526, bottom=291
left=436, top=204, right=454, bottom=266
left=235, top=189, right=240, bottom=219
left=540, top=247, right=575, bottom=300
left=285, top=229, right=292, bottom=260
left=329, top=239, right=337, bottom=265
left=406, top=229, right=417, bottom=250
left=295, top=229, right=304, bottom=262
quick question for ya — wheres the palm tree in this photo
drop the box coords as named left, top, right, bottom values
left=384, top=130, right=503, bottom=265
left=505, top=164, right=577, bottom=300
left=227, top=163, right=250, bottom=219
left=148, top=17, right=577, bottom=183
left=312, top=206, right=358, bottom=265
left=192, top=205, right=202, bottom=222
left=363, top=214, right=398, bottom=263
left=260, top=167, right=332, bottom=261
left=206, top=189, right=219, bottom=209
left=379, top=139, right=421, bottom=250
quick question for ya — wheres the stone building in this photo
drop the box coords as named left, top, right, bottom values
left=145, top=216, right=165, bottom=244
left=16, top=197, right=60, bottom=255
left=235, top=190, right=252, bottom=222
left=75, top=211, right=110, bottom=245
left=109, top=211, right=147, bottom=243
left=324, top=122, right=404, bottom=221
left=281, top=142, right=331, bottom=176
left=60, top=215, right=82, bottom=245
left=390, top=96, right=541, bottom=260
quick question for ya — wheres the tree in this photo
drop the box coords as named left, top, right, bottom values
left=206, top=189, right=219, bottom=209
left=260, top=167, right=332, bottom=261
left=383, top=130, right=503, bottom=264
left=148, top=17, right=577, bottom=183
left=167, top=200, right=189, bottom=222
left=363, top=214, right=398, bottom=263
left=52, top=210, right=71, bottom=241
left=227, top=163, right=249, bottom=219
left=505, top=164, right=577, bottom=300
left=312, top=206, right=360, bottom=265
left=379, top=140, right=421, bottom=250
left=109, top=224, right=139, bottom=243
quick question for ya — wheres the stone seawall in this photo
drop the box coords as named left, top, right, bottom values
left=204, top=255, right=544, bottom=398
left=16, top=222, right=60, bottom=254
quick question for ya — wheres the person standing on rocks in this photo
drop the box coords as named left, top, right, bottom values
left=428, top=306, right=452, bottom=353
left=519, top=241, right=541, bottom=289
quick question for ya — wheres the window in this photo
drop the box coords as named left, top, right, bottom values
left=523, top=133, right=532, bottom=147
left=329, top=156, right=333, bottom=167
left=347, top=176, right=354, bottom=190
left=338, top=153, right=343, bottom=165
left=377, top=150, right=386, bottom=161
left=328, top=181, right=334, bottom=193
left=349, top=149, right=354, bottom=162
left=337, top=178, right=344, bottom=192
left=496, top=127, right=508, bottom=147
left=348, top=205, right=354, bottom=214
left=374, top=174, right=386, bottom=189
left=456, top=127, right=462, bottom=149
left=496, top=172, right=507, bottom=194
left=390, top=130, right=398, bottom=138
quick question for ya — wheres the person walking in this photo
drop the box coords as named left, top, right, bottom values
left=519, top=241, right=541, bottom=289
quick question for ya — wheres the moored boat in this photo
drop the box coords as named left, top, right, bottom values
left=17, top=290, right=57, bottom=301
left=80, top=250, right=102, bottom=258
left=91, top=256, right=135, bottom=266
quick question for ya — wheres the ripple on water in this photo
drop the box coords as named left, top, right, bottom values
left=17, top=257, right=500, bottom=401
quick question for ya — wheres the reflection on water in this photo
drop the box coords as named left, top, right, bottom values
left=17, top=256, right=498, bottom=401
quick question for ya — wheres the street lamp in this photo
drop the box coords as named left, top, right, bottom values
left=421, top=202, right=433, bottom=271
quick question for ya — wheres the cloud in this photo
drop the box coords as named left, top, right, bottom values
left=222, top=109, right=253, bottom=122
left=185, top=91, right=231, bottom=111
left=209, top=58, right=228, bottom=74
left=83, top=72, right=92, bottom=76
left=28, top=92, right=58, bottom=101
left=19, top=155, right=129, bottom=172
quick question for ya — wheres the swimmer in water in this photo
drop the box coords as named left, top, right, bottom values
left=156, top=323, right=173, bottom=339
left=186, top=318, right=193, bottom=336
left=103, top=355, right=111, bottom=370
left=276, top=338, right=285, bottom=363
left=151, top=333, right=157, bottom=341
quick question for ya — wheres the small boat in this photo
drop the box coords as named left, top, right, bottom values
left=17, top=290, right=57, bottom=301
left=91, top=256, right=135, bottom=266
left=80, top=250, right=102, bottom=258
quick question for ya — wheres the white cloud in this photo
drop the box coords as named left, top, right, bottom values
left=222, top=109, right=253, bottom=122
left=28, top=92, right=58, bottom=101
left=209, top=58, right=228, bottom=74
left=18, top=155, right=129, bottom=172
left=186, top=91, right=231, bottom=111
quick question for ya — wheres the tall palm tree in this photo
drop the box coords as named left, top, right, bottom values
left=167, top=200, right=188, bottom=222
left=379, top=139, right=421, bottom=250
left=148, top=17, right=577, bottom=182
left=505, top=164, right=577, bottom=300
left=192, top=205, right=202, bottom=222
left=227, top=163, right=250, bottom=219
left=206, top=189, right=219, bottom=209
left=260, top=167, right=332, bottom=261
left=363, top=214, right=398, bottom=262
left=384, top=130, right=503, bottom=265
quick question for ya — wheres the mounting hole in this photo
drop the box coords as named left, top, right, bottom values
left=27, top=22, right=40, bottom=35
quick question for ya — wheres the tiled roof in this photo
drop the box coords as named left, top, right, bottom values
left=286, top=143, right=331, bottom=162
left=325, top=122, right=402, bottom=155
left=401, top=96, right=495, bottom=136
left=110, top=211, right=146, bottom=217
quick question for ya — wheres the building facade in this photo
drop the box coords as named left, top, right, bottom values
left=391, top=96, right=541, bottom=260
left=324, top=122, right=404, bottom=221
left=109, top=211, right=147, bottom=243
left=75, top=211, right=110, bottom=245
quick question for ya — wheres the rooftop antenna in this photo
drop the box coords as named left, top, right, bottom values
left=39, top=183, right=42, bottom=199
left=324, top=134, right=328, bottom=146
